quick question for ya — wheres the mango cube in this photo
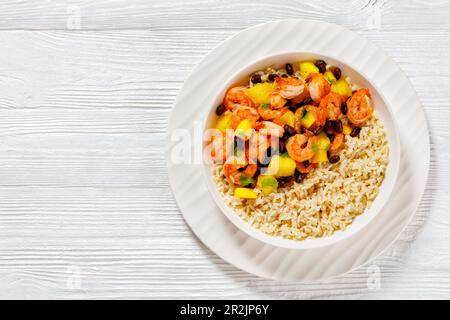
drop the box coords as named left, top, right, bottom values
left=245, top=82, right=275, bottom=104
left=234, top=188, right=258, bottom=199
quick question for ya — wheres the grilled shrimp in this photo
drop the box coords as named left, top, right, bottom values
left=269, top=91, right=287, bottom=109
left=290, top=83, right=311, bottom=104
left=257, top=104, right=288, bottom=121
left=210, top=130, right=233, bottom=163
left=256, top=121, right=285, bottom=137
left=329, top=133, right=345, bottom=152
left=296, top=161, right=317, bottom=173
left=274, top=77, right=305, bottom=99
left=347, top=88, right=373, bottom=125
left=230, top=105, right=260, bottom=129
left=319, top=92, right=344, bottom=120
left=223, top=156, right=257, bottom=185
left=223, top=86, right=254, bottom=110
left=248, top=131, right=275, bottom=165
left=308, top=73, right=331, bottom=103
left=286, top=134, right=314, bottom=162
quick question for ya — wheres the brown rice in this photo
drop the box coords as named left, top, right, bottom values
left=212, top=115, right=389, bottom=241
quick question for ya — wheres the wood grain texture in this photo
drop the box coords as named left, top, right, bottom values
left=0, top=0, right=448, bottom=299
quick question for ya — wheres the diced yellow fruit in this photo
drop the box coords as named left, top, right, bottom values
left=311, top=149, right=328, bottom=163
left=215, top=112, right=232, bottom=132
left=266, top=155, right=296, bottom=177
left=260, top=186, right=272, bottom=196
left=257, top=175, right=278, bottom=195
left=324, top=71, right=337, bottom=84
left=299, top=61, right=319, bottom=79
left=300, top=111, right=316, bottom=129
left=245, top=82, right=275, bottom=104
left=343, top=124, right=352, bottom=135
left=311, top=133, right=330, bottom=152
left=331, top=78, right=352, bottom=97
left=235, top=119, right=253, bottom=140
left=234, top=187, right=258, bottom=199
left=278, top=110, right=295, bottom=127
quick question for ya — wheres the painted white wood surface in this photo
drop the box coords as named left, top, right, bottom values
left=0, top=0, right=448, bottom=299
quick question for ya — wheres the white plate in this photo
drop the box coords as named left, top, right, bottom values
left=166, top=19, right=430, bottom=281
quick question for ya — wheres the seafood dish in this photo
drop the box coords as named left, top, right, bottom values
left=207, top=59, right=389, bottom=240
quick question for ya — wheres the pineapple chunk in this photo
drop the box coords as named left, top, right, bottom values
left=299, top=61, right=319, bottom=79
left=266, top=154, right=296, bottom=177
left=324, top=71, right=337, bottom=84
left=215, top=112, right=232, bottom=132
left=311, top=149, right=328, bottom=163
left=245, top=82, right=275, bottom=104
left=234, top=187, right=258, bottom=199
left=311, top=134, right=330, bottom=152
left=277, top=110, right=295, bottom=127
left=300, top=111, right=316, bottom=129
left=331, top=78, right=352, bottom=97
left=235, top=119, right=253, bottom=140
left=343, top=124, right=352, bottom=135
left=257, top=175, right=278, bottom=196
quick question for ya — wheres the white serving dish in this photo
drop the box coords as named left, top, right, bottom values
left=202, top=52, right=400, bottom=250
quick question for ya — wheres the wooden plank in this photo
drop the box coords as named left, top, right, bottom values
left=0, top=0, right=449, bottom=32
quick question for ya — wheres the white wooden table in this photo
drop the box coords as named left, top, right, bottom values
left=0, top=0, right=448, bottom=299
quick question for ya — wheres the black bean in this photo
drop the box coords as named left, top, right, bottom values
left=327, top=133, right=335, bottom=142
left=294, top=169, right=305, bottom=182
left=286, top=63, right=294, bottom=75
left=314, top=60, right=327, bottom=73
left=279, top=140, right=287, bottom=153
left=268, top=74, right=277, bottom=82
left=254, top=166, right=261, bottom=177
left=257, top=160, right=269, bottom=168
left=324, top=120, right=335, bottom=135
left=332, top=120, right=343, bottom=133
left=288, top=104, right=297, bottom=112
left=215, top=104, right=225, bottom=116
left=312, top=126, right=322, bottom=136
left=258, top=156, right=268, bottom=167
left=258, top=147, right=272, bottom=166
left=350, top=126, right=361, bottom=137
left=284, top=100, right=292, bottom=108
left=278, top=176, right=295, bottom=188
left=332, top=67, right=342, bottom=80
left=281, top=74, right=289, bottom=78
left=341, top=101, right=348, bottom=115
left=302, top=160, right=310, bottom=167
left=329, top=154, right=340, bottom=163
left=283, top=124, right=297, bottom=137
left=251, top=74, right=261, bottom=84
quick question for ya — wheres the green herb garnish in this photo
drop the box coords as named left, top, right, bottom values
left=311, top=143, right=319, bottom=152
left=300, top=108, right=307, bottom=119
left=261, top=103, right=269, bottom=110
left=239, top=174, right=255, bottom=187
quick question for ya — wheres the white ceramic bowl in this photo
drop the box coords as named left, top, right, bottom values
left=202, top=52, right=400, bottom=250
